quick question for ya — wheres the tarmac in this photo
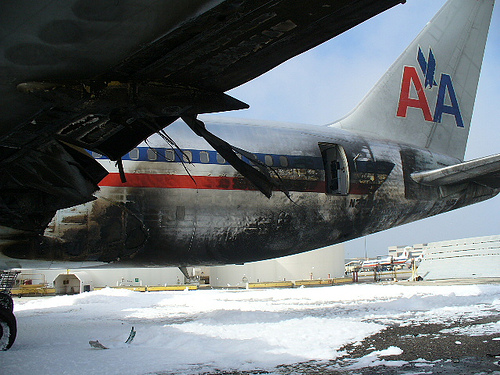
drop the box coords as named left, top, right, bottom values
left=404, top=277, right=500, bottom=286
left=194, top=278, right=500, bottom=375
left=194, top=317, right=500, bottom=374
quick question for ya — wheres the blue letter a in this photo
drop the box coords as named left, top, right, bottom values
left=433, top=74, right=464, bottom=128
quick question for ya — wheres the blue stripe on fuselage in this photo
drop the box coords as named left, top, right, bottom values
left=91, top=147, right=324, bottom=170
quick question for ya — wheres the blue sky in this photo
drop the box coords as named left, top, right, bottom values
left=219, top=0, right=500, bottom=258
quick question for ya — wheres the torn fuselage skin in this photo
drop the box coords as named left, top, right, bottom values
left=0, top=118, right=496, bottom=266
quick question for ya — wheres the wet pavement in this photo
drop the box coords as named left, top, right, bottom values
left=192, top=282, right=500, bottom=375
left=195, top=317, right=500, bottom=374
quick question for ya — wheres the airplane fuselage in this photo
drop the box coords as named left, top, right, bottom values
left=3, top=117, right=496, bottom=267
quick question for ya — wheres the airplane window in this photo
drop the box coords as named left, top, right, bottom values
left=182, top=151, right=192, bottom=163
left=265, top=155, right=274, bottom=166
left=147, top=148, right=158, bottom=161
left=280, top=156, right=289, bottom=167
left=165, top=150, right=175, bottom=161
left=216, top=153, right=225, bottom=164
left=200, top=151, right=210, bottom=163
left=129, top=148, right=139, bottom=160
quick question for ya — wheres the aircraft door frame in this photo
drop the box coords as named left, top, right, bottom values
left=319, top=143, right=349, bottom=195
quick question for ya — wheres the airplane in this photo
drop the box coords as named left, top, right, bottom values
left=0, top=0, right=498, bottom=351
left=361, top=250, right=410, bottom=270
left=361, top=258, right=383, bottom=270
left=362, top=256, right=393, bottom=270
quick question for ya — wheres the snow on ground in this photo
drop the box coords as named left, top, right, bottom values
left=1, top=283, right=500, bottom=375
left=345, top=346, right=406, bottom=370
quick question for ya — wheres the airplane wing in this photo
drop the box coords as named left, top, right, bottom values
left=411, top=154, right=500, bottom=189
left=1, top=0, right=405, bottom=158
left=0, top=0, right=403, bottom=232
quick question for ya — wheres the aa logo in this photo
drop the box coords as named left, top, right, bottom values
left=397, top=47, right=464, bottom=128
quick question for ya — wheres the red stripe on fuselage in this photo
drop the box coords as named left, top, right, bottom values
left=99, top=173, right=326, bottom=193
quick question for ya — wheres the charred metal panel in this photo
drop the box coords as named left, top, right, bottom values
left=0, top=140, right=107, bottom=232
left=3, top=193, right=148, bottom=263
left=351, top=160, right=394, bottom=195
left=400, top=147, right=454, bottom=201
left=14, top=82, right=248, bottom=161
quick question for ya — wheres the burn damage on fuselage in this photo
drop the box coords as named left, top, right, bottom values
left=2, top=120, right=496, bottom=267
left=0, top=140, right=107, bottom=233
left=400, top=147, right=497, bottom=219
left=2, top=195, right=148, bottom=263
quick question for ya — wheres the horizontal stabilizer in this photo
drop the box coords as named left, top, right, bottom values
left=411, top=154, right=500, bottom=189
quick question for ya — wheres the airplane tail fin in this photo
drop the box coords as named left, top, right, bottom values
left=333, top=0, right=495, bottom=161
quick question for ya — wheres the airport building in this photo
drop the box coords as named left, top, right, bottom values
left=13, top=244, right=344, bottom=292
left=388, top=244, right=425, bottom=259
left=416, top=234, right=500, bottom=280
left=350, top=234, right=500, bottom=280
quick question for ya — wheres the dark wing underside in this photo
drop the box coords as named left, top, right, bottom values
left=0, top=0, right=403, bottom=232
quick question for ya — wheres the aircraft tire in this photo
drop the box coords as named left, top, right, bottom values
left=0, top=292, right=14, bottom=312
left=0, top=299, right=16, bottom=350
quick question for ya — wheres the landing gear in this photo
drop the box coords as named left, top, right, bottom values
left=178, top=266, right=200, bottom=285
left=0, top=293, right=16, bottom=350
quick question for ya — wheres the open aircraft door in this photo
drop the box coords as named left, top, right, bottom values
left=319, top=143, right=349, bottom=195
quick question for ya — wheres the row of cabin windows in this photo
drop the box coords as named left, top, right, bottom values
left=264, top=154, right=289, bottom=168
left=125, top=148, right=289, bottom=168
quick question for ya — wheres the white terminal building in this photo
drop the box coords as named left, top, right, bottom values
left=373, top=235, right=500, bottom=280
left=415, top=234, right=500, bottom=280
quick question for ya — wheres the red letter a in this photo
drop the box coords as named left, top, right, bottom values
left=397, top=66, right=433, bottom=121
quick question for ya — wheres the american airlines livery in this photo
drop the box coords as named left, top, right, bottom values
left=0, top=0, right=497, bottom=350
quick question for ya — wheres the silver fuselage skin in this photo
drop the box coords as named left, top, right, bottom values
left=4, top=116, right=494, bottom=267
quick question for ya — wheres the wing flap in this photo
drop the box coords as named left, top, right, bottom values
left=108, top=0, right=404, bottom=91
left=411, top=154, right=500, bottom=189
